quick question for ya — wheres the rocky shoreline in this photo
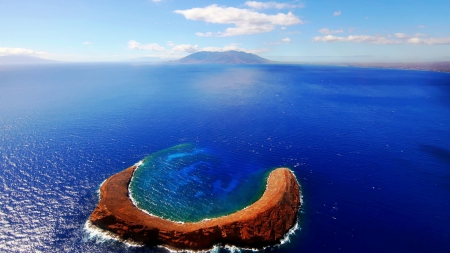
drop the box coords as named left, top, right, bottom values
left=89, top=166, right=301, bottom=250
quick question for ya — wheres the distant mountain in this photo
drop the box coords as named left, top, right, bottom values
left=177, top=51, right=271, bottom=64
left=0, top=55, right=58, bottom=65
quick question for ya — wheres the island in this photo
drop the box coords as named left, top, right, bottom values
left=176, top=50, right=271, bottom=64
left=89, top=165, right=301, bottom=250
left=0, top=55, right=59, bottom=65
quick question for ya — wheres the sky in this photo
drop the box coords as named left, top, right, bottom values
left=1, top=0, right=450, bottom=62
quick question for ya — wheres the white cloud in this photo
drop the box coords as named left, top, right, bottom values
left=172, top=44, right=199, bottom=53
left=394, top=33, right=410, bottom=39
left=83, top=42, right=91, bottom=45
left=313, top=35, right=401, bottom=44
left=348, top=27, right=354, bottom=32
left=407, top=37, right=450, bottom=45
left=313, top=34, right=450, bottom=45
left=128, top=40, right=268, bottom=57
left=281, top=26, right=287, bottom=30
left=201, top=44, right=269, bottom=54
left=267, top=37, right=291, bottom=45
left=195, top=32, right=214, bottom=37
left=414, top=33, right=426, bottom=37
left=152, top=0, right=163, bottom=2
left=218, top=24, right=276, bottom=37
left=318, top=28, right=344, bottom=35
left=174, top=4, right=303, bottom=37
left=333, top=10, right=341, bottom=16
left=201, top=45, right=239, bottom=52
left=0, top=47, right=48, bottom=56
left=284, top=30, right=301, bottom=34
left=244, top=1, right=305, bottom=9
left=418, top=25, right=425, bottom=29
left=128, top=40, right=165, bottom=51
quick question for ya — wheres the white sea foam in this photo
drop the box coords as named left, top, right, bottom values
left=83, top=220, right=143, bottom=247
left=134, top=160, right=144, bottom=167
left=96, top=179, right=107, bottom=201
left=288, top=168, right=304, bottom=206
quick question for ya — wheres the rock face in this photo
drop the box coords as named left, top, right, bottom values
left=89, top=166, right=301, bottom=250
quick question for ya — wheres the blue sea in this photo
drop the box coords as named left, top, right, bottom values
left=0, top=63, right=449, bottom=252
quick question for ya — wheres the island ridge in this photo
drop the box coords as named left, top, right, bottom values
left=89, top=165, right=301, bottom=250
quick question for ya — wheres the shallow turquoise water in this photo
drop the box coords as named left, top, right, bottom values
left=129, top=143, right=268, bottom=222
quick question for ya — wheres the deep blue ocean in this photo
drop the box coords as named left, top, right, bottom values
left=0, top=63, right=449, bottom=252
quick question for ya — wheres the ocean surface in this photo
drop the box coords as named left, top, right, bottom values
left=0, top=63, right=449, bottom=252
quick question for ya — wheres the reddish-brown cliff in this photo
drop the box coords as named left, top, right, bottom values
left=89, top=166, right=301, bottom=250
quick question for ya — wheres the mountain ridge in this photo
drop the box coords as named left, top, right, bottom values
left=0, top=55, right=59, bottom=65
left=176, top=51, right=271, bottom=64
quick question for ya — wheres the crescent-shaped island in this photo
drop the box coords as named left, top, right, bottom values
left=89, top=165, right=301, bottom=250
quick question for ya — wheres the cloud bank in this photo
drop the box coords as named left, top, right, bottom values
left=313, top=34, right=450, bottom=45
left=244, top=1, right=305, bottom=9
left=313, top=35, right=401, bottom=44
left=0, top=47, right=48, bottom=56
left=174, top=4, right=303, bottom=37
left=172, top=44, right=199, bottom=53
left=394, top=33, right=409, bottom=39
left=318, top=28, right=344, bottom=35
left=407, top=37, right=450, bottom=45
left=128, top=40, right=268, bottom=56
left=267, top=37, right=291, bottom=45
left=128, top=40, right=165, bottom=51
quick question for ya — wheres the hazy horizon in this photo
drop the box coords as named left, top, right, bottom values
left=2, top=53, right=450, bottom=66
